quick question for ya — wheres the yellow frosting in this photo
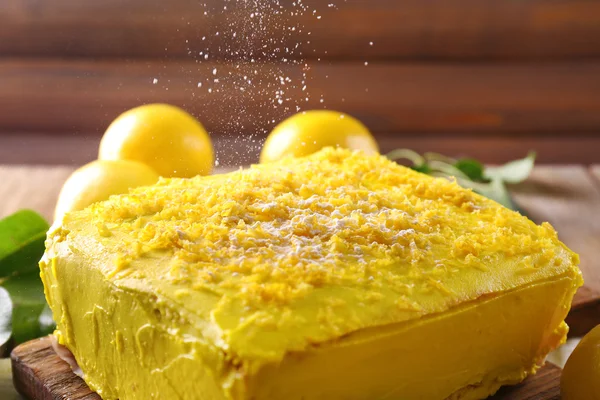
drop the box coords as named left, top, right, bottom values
left=41, top=148, right=583, bottom=400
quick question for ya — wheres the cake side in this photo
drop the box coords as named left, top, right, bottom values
left=41, top=148, right=583, bottom=399
left=41, top=241, right=231, bottom=400
left=41, top=239, right=581, bottom=400
left=246, top=274, right=579, bottom=399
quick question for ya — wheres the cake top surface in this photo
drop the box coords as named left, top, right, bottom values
left=47, top=148, right=579, bottom=364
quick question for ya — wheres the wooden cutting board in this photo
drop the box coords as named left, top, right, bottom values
left=10, top=337, right=561, bottom=400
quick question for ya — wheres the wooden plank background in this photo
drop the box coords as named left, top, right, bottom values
left=1, top=0, right=600, bottom=164
left=2, top=0, right=600, bottom=60
left=1, top=60, right=600, bottom=136
left=2, top=132, right=600, bottom=167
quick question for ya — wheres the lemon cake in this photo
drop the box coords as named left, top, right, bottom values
left=41, top=148, right=583, bottom=400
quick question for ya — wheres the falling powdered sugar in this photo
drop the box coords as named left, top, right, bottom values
left=179, top=0, right=341, bottom=164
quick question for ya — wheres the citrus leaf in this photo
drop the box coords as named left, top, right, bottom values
left=460, top=178, right=516, bottom=210
left=411, top=164, right=432, bottom=174
left=423, top=152, right=457, bottom=165
left=454, top=158, right=486, bottom=182
left=10, top=302, right=50, bottom=344
left=0, top=210, right=49, bottom=279
left=484, top=152, right=536, bottom=184
left=387, top=149, right=530, bottom=211
left=428, top=160, right=471, bottom=181
left=2, top=270, right=46, bottom=306
left=386, top=149, right=426, bottom=166
left=2, top=270, right=54, bottom=346
left=0, top=210, right=54, bottom=347
left=484, top=179, right=517, bottom=210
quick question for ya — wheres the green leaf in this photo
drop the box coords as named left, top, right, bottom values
left=0, top=210, right=49, bottom=279
left=423, top=152, right=457, bottom=165
left=3, top=270, right=46, bottom=306
left=0, top=210, right=54, bottom=347
left=386, top=149, right=426, bottom=166
left=10, top=298, right=52, bottom=345
left=460, top=178, right=517, bottom=210
left=428, top=160, right=471, bottom=181
left=411, top=164, right=432, bottom=174
left=484, top=152, right=536, bottom=184
left=387, top=149, right=533, bottom=211
left=454, top=158, right=486, bottom=182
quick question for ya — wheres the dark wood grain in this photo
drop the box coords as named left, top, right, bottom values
left=10, top=336, right=561, bottom=400
left=376, top=135, right=600, bottom=166
left=2, top=59, right=600, bottom=136
left=11, top=337, right=101, bottom=400
left=1, top=0, right=600, bottom=61
left=565, top=292, right=600, bottom=338
left=512, top=166, right=600, bottom=336
left=3, top=133, right=600, bottom=167
left=494, top=364, right=561, bottom=400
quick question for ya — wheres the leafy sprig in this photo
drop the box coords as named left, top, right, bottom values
left=386, top=150, right=536, bottom=210
left=0, top=210, right=55, bottom=356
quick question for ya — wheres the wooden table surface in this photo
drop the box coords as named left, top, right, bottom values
left=1, top=163, right=599, bottom=399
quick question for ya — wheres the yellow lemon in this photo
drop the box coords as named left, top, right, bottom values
left=561, top=324, right=600, bottom=399
left=260, top=110, right=379, bottom=163
left=54, top=160, right=159, bottom=221
left=99, top=104, right=214, bottom=178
